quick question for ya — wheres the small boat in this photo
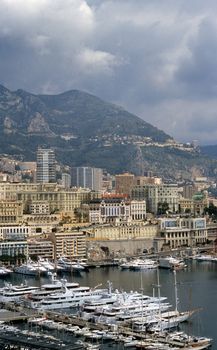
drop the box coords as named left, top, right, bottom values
left=159, top=257, right=186, bottom=270
left=129, top=259, right=158, bottom=270
left=0, top=266, right=12, bottom=277
left=57, top=257, right=85, bottom=272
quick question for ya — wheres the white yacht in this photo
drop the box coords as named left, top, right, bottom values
left=0, top=266, right=12, bottom=277
left=159, top=256, right=186, bottom=270
left=30, top=274, right=80, bottom=302
left=82, top=290, right=171, bottom=324
left=57, top=257, right=85, bottom=271
left=130, top=258, right=158, bottom=270
left=157, top=331, right=212, bottom=350
left=14, top=264, right=39, bottom=276
left=34, top=285, right=109, bottom=310
left=119, top=260, right=132, bottom=269
left=195, top=254, right=214, bottom=262
left=37, top=258, right=55, bottom=272
left=14, top=259, right=47, bottom=276
left=0, top=282, right=39, bottom=302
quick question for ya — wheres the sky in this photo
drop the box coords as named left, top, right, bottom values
left=0, top=0, right=217, bottom=145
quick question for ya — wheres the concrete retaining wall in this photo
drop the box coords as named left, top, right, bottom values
left=87, top=238, right=154, bottom=258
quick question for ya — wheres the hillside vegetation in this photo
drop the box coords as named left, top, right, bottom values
left=0, top=84, right=216, bottom=179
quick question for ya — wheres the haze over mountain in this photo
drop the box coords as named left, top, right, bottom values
left=0, top=84, right=216, bottom=179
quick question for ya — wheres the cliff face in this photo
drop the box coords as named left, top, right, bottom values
left=0, top=85, right=170, bottom=140
left=0, top=84, right=216, bottom=179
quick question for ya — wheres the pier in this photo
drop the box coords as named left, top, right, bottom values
left=0, top=303, right=207, bottom=349
left=0, top=332, right=83, bottom=350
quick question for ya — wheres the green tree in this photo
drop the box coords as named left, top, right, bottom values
left=157, top=201, right=169, bottom=215
left=204, top=203, right=217, bottom=218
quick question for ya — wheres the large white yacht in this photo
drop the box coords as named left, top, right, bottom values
left=14, top=258, right=48, bottom=276
left=0, top=282, right=39, bottom=302
left=34, top=285, right=109, bottom=310
left=30, top=274, right=80, bottom=302
left=57, top=257, right=85, bottom=272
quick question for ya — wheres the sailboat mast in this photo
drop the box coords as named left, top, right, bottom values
left=174, top=270, right=178, bottom=312
left=140, top=270, right=144, bottom=331
left=156, top=267, right=161, bottom=321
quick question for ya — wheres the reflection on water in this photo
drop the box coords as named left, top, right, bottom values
left=0, top=260, right=217, bottom=347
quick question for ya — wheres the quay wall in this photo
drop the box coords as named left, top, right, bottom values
left=87, top=238, right=158, bottom=258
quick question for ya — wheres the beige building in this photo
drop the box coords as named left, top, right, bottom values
left=50, top=231, right=87, bottom=259
left=28, top=239, right=54, bottom=260
left=17, top=188, right=95, bottom=214
left=179, top=192, right=209, bottom=216
left=135, top=176, right=162, bottom=186
left=183, top=184, right=197, bottom=199
left=23, top=214, right=59, bottom=234
left=159, top=217, right=207, bottom=249
left=0, top=183, right=40, bottom=200
left=132, top=184, right=179, bottom=214
left=0, top=200, right=23, bottom=224
left=179, top=198, right=194, bottom=214
left=29, top=201, right=50, bottom=215
left=130, top=200, right=146, bottom=221
left=192, top=192, right=208, bottom=216
left=89, top=198, right=130, bottom=224
left=89, top=197, right=146, bottom=224
left=86, top=223, right=158, bottom=241
left=207, top=223, right=217, bottom=242
left=0, top=183, right=99, bottom=213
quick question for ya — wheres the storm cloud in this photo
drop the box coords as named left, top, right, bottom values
left=1, top=0, right=217, bottom=144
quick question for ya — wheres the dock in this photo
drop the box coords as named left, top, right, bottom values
left=0, top=303, right=211, bottom=350
left=0, top=309, right=29, bottom=322
left=0, top=332, right=83, bottom=350
left=87, top=260, right=119, bottom=268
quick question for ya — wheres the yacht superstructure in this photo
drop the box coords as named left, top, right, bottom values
left=0, top=283, right=39, bottom=302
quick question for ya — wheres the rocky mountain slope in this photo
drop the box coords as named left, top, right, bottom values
left=0, top=84, right=216, bottom=179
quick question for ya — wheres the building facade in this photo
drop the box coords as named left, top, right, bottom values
left=89, top=198, right=146, bottom=224
left=71, top=167, right=103, bottom=191
left=89, top=198, right=130, bottom=224
left=0, top=226, right=30, bottom=240
left=115, top=173, right=135, bottom=196
left=61, top=173, right=71, bottom=189
left=36, top=148, right=56, bottom=183
left=132, top=184, right=179, bottom=214
left=0, top=240, right=27, bottom=263
left=50, top=231, right=87, bottom=259
left=28, top=239, right=54, bottom=260
left=159, top=217, right=207, bottom=248
left=0, top=200, right=23, bottom=224
left=86, top=223, right=158, bottom=240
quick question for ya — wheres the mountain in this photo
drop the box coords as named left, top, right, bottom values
left=201, top=145, right=217, bottom=159
left=0, top=84, right=217, bottom=179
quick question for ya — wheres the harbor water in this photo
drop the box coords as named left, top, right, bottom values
left=0, top=260, right=216, bottom=349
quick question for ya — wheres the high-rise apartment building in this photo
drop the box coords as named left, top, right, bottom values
left=36, top=148, right=56, bottom=183
left=132, top=183, right=179, bottom=214
left=62, top=173, right=71, bottom=189
left=71, top=167, right=103, bottom=191
left=115, top=173, right=135, bottom=196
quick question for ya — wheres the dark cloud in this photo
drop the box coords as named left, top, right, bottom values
left=176, top=19, right=217, bottom=97
left=0, top=0, right=217, bottom=144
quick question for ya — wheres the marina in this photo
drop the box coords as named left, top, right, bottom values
left=0, top=258, right=215, bottom=349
